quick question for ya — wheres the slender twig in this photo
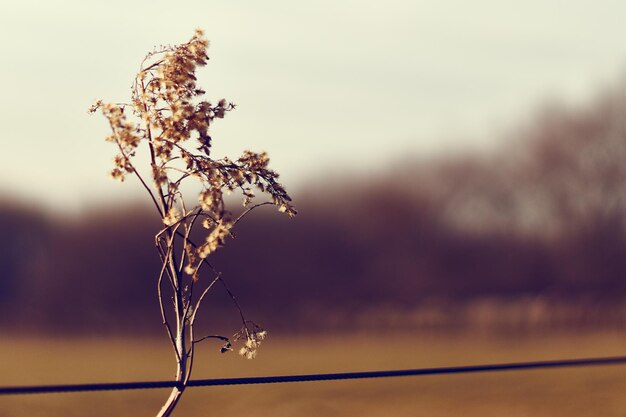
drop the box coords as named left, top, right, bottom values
left=217, top=276, right=247, bottom=326
left=109, top=126, right=162, bottom=215
left=141, top=58, right=166, bottom=73
left=180, top=212, right=202, bottom=325
left=139, top=77, right=168, bottom=214
left=178, top=210, right=201, bottom=275
left=185, top=272, right=222, bottom=385
left=233, top=202, right=273, bottom=226
left=193, top=335, right=229, bottom=344
left=174, top=233, right=249, bottom=326
left=189, top=273, right=221, bottom=326
left=155, top=236, right=177, bottom=291
left=157, top=238, right=181, bottom=363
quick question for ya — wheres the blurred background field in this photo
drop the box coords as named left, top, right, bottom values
left=3, top=2, right=626, bottom=416
left=1, top=331, right=625, bottom=417
left=2, top=85, right=626, bottom=417
left=2, top=81, right=626, bottom=416
left=3, top=87, right=626, bottom=335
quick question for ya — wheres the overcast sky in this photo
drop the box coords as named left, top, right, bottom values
left=2, top=0, right=626, bottom=212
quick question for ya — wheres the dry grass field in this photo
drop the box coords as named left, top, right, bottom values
left=0, top=331, right=625, bottom=416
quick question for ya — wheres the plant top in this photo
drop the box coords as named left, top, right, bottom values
left=90, top=29, right=296, bottom=282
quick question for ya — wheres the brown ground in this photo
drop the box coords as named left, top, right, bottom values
left=0, top=331, right=624, bottom=416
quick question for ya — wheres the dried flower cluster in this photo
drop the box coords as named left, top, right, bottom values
left=90, top=27, right=295, bottom=346
left=91, top=29, right=295, bottom=417
left=234, top=322, right=268, bottom=359
left=90, top=29, right=295, bottom=262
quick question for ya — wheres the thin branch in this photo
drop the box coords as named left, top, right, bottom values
left=193, top=335, right=229, bottom=344
left=217, top=275, right=247, bottom=326
left=141, top=58, right=166, bottom=73
left=156, top=235, right=177, bottom=291
left=155, top=210, right=199, bottom=244
left=139, top=77, right=169, bottom=214
left=178, top=225, right=193, bottom=276
left=185, top=272, right=222, bottom=385
left=110, top=127, right=162, bottom=216
left=156, top=225, right=183, bottom=291
left=181, top=257, right=207, bottom=326
left=233, top=202, right=274, bottom=227
left=157, top=234, right=181, bottom=363
left=189, top=273, right=222, bottom=326
left=179, top=211, right=202, bottom=317
left=171, top=233, right=246, bottom=323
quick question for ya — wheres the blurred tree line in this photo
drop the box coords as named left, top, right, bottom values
left=2, top=90, right=626, bottom=334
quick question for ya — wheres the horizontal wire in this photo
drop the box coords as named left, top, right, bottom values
left=1, top=355, right=625, bottom=396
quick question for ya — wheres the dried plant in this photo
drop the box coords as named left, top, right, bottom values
left=90, top=29, right=295, bottom=417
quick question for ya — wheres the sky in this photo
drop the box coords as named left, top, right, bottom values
left=2, top=0, right=626, bottom=213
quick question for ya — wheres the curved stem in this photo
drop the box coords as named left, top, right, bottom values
left=109, top=124, right=162, bottom=216
left=156, top=233, right=181, bottom=363
left=233, top=202, right=273, bottom=227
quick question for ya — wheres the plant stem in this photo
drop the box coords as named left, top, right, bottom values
left=155, top=384, right=185, bottom=417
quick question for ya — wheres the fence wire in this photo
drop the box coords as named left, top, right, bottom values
left=1, top=355, right=625, bottom=396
